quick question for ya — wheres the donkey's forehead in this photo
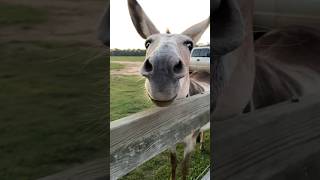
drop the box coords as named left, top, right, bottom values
left=147, top=33, right=192, bottom=42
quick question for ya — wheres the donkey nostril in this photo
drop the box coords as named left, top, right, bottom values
left=173, top=60, right=184, bottom=74
left=144, top=59, right=153, bottom=72
left=141, top=59, right=153, bottom=77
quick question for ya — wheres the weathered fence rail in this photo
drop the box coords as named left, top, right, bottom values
left=213, top=93, right=320, bottom=180
left=38, top=92, right=210, bottom=180
left=39, top=93, right=320, bottom=180
left=110, top=92, right=210, bottom=179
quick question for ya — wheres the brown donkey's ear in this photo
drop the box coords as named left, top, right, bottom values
left=127, top=0, right=159, bottom=39
left=213, top=0, right=245, bottom=55
left=182, top=17, right=210, bottom=43
left=98, top=2, right=110, bottom=46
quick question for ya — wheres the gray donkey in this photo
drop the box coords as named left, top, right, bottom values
left=125, top=0, right=210, bottom=179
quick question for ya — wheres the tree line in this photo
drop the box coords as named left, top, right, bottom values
left=111, top=49, right=146, bottom=56
left=111, top=44, right=210, bottom=56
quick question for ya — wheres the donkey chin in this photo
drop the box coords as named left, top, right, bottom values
left=145, top=80, right=180, bottom=107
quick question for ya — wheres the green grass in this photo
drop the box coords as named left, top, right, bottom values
left=110, top=63, right=125, bottom=71
left=111, top=56, right=145, bottom=62
left=0, top=40, right=107, bottom=179
left=119, top=131, right=210, bottom=180
left=110, top=72, right=210, bottom=179
left=110, top=75, right=152, bottom=120
left=0, top=3, right=48, bottom=25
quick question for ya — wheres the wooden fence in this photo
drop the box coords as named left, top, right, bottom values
left=39, top=93, right=320, bottom=180
left=110, top=92, right=210, bottom=179
left=39, top=92, right=210, bottom=180
left=213, top=93, right=320, bottom=179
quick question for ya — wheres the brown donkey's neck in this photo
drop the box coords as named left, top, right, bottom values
left=189, top=71, right=210, bottom=96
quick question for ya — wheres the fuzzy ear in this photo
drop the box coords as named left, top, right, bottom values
left=213, top=0, right=245, bottom=55
left=97, top=4, right=110, bottom=46
left=128, top=0, right=159, bottom=39
left=181, top=17, right=210, bottom=43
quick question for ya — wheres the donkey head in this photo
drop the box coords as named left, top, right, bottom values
left=128, top=0, right=209, bottom=106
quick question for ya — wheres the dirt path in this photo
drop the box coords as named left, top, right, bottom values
left=0, top=0, right=106, bottom=46
left=111, top=61, right=142, bottom=76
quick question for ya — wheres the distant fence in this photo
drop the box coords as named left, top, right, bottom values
left=39, top=93, right=320, bottom=180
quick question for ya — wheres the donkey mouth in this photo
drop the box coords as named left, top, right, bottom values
left=148, top=94, right=177, bottom=107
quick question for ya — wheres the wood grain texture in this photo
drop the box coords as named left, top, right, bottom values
left=212, top=94, right=320, bottom=180
left=38, top=159, right=108, bottom=180
left=110, top=92, right=210, bottom=179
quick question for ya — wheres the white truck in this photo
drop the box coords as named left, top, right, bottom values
left=189, top=46, right=210, bottom=73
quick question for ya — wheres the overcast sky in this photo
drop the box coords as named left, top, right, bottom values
left=110, top=0, right=210, bottom=49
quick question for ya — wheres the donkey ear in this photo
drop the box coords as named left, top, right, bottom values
left=128, top=0, right=159, bottom=39
left=98, top=5, right=110, bottom=46
left=213, top=0, right=245, bottom=55
left=181, top=17, right=210, bottom=43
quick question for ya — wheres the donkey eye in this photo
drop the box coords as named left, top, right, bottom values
left=145, top=40, right=152, bottom=48
left=184, top=40, right=193, bottom=51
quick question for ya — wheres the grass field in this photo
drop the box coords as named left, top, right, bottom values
left=0, top=2, right=109, bottom=180
left=0, top=3, right=48, bottom=25
left=111, top=56, right=145, bottom=62
left=111, top=56, right=210, bottom=180
left=0, top=41, right=107, bottom=179
left=111, top=62, right=125, bottom=70
left=110, top=75, right=152, bottom=120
